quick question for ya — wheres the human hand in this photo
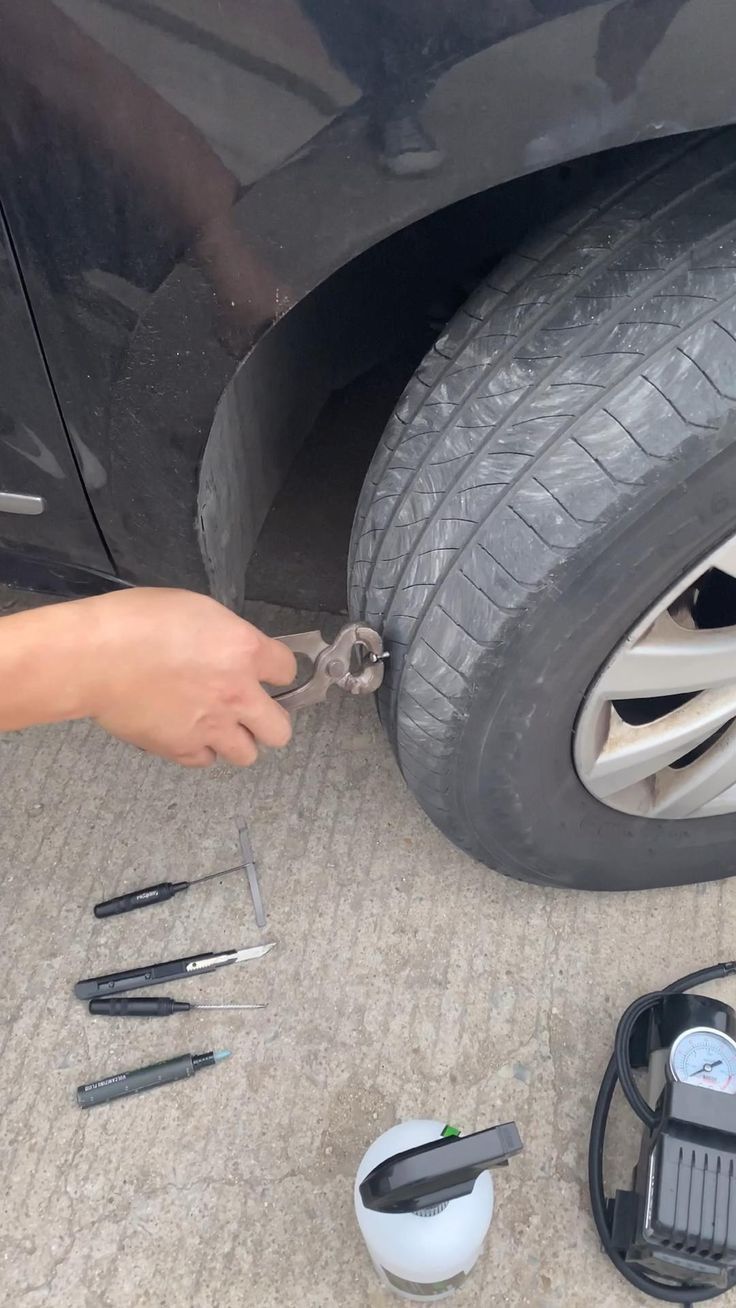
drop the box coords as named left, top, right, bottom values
left=82, top=588, right=296, bottom=766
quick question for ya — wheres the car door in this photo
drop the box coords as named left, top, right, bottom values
left=0, top=206, right=111, bottom=582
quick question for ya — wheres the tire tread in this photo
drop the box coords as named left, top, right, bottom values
left=348, top=131, right=736, bottom=862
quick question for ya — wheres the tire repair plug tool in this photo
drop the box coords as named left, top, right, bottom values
left=237, top=814, right=266, bottom=929
left=74, top=942, right=275, bottom=999
left=89, top=996, right=266, bottom=1017
left=77, top=1049, right=231, bottom=1108
left=93, top=862, right=246, bottom=918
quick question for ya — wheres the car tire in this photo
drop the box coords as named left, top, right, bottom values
left=348, top=130, right=736, bottom=890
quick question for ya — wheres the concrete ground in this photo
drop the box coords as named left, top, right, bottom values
left=4, top=381, right=736, bottom=1308
left=3, top=596, right=736, bottom=1308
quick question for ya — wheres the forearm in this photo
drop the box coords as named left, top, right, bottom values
left=0, top=588, right=295, bottom=768
left=0, top=599, right=100, bottom=731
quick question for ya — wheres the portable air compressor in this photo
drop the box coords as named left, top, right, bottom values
left=589, top=962, right=736, bottom=1302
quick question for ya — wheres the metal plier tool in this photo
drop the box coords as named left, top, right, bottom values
left=274, top=622, right=387, bottom=712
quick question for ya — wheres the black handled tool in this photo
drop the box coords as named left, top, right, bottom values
left=89, top=996, right=266, bottom=1016
left=77, top=1049, right=230, bottom=1108
left=94, top=863, right=244, bottom=918
left=74, top=942, right=275, bottom=999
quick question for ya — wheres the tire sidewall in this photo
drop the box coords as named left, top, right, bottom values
left=451, top=429, right=736, bottom=890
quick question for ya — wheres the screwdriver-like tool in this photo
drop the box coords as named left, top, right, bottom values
left=89, top=997, right=266, bottom=1017
left=93, top=863, right=245, bottom=918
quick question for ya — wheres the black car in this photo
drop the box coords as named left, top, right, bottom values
left=3, top=0, right=736, bottom=892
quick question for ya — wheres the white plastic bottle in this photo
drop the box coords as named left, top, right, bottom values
left=354, top=1119, right=522, bottom=1302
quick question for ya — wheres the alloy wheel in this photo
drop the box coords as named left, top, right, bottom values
left=574, top=534, right=736, bottom=819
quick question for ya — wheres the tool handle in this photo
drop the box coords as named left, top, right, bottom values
left=89, top=997, right=190, bottom=1017
left=94, top=882, right=189, bottom=918
left=77, top=1054, right=195, bottom=1107
left=74, top=952, right=218, bottom=999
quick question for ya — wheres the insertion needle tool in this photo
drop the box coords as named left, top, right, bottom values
left=89, top=997, right=266, bottom=1017
left=94, top=863, right=245, bottom=918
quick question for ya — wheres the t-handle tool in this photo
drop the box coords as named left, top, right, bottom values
left=274, top=622, right=387, bottom=713
left=237, top=816, right=266, bottom=929
left=94, top=863, right=245, bottom=918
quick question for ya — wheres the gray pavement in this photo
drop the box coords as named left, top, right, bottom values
left=2, top=597, right=736, bottom=1307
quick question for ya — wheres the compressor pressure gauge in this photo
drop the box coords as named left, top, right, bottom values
left=668, top=1025, right=736, bottom=1093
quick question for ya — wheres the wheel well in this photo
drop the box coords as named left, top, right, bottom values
left=197, top=137, right=680, bottom=612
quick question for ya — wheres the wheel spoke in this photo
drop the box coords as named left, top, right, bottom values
left=651, top=723, right=736, bottom=817
left=588, top=688, right=736, bottom=797
left=710, top=539, right=736, bottom=580
left=576, top=530, right=736, bottom=819
left=699, top=781, right=736, bottom=817
left=596, top=611, right=736, bottom=698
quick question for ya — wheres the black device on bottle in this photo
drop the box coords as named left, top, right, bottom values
left=360, top=1123, right=523, bottom=1214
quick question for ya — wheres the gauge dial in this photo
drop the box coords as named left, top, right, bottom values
left=668, top=1026, right=736, bottom=1093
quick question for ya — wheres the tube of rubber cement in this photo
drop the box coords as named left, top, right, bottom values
left=76, top=1050, right=230, bottom=1108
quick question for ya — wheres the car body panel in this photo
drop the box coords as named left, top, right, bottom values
left=0, top=205, right=111, bottom=574
left=1, top=0, right=735, bottom=592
